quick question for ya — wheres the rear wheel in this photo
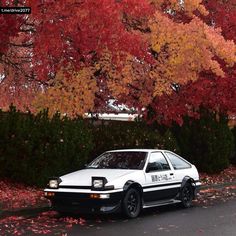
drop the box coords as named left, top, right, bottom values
left=180, top=182, right=194, bottom=208
left=122, top=188, right=141, bottom=218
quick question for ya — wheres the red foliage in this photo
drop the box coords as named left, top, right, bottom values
left=29, top=0, right=153, bottom=80
left=149, top=75, right=236, bottom=125
left=0, top=1, right=31, bottom=64
left=149, top=0, right=236, bottom=125
left=0, top=15, right=21, bottom=54
left=0, top=211, right=75, bottom=235
left=0, top=0, right=235, bottom=121
left=203, top=0, right=236, bottom=42
left=0, top=1, right=38, bottom=112
left=0, top=0, right=26, bottom=55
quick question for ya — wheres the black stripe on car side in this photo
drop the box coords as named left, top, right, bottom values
left=143, top=187, right=180, bottom=202
left=142, top=182, right=182, bottom=189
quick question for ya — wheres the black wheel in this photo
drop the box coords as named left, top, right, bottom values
left=122, top=188, right=141, bottom=218
left=180, top=182, right=194, bottom=208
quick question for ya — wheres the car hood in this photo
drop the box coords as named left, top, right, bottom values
left=59, top=169, right=138, bottom=186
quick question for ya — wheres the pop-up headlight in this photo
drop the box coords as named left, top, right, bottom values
left=91, top=177, right=107, bottom=190
left=48, top=177, right=62, bottom=189
left=93, top=179, right=103, bottom=188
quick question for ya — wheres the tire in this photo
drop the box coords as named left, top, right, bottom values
left=180, top=182, right=194, bottom=208
left=122, top=188, right=141, bottom=218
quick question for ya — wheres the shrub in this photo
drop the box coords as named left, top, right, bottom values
left=89, top=120, right=180, bottom=162
left=0, top=107, right=93, bottom=186
left=1, top=105, right=234, bottom=183
left=231, top=127, right=236, bottom=165
left=172, top=110, right=234, bottom=173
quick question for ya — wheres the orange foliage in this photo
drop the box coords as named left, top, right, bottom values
left=1, top=0, right=236, bottom=118
left=149, top=12, right=236, bottom=95
left=96, top=50, right=154, bottom=108
left=34, top=68, right=98, bottom=118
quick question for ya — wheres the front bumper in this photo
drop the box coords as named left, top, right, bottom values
left=194, top=181, right=201, bottom=198
left=44, top=190, right=123, bottom=214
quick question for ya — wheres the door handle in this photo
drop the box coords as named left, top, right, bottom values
left=170, top=173, right=174, bottom=176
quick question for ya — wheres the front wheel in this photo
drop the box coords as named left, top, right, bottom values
left=122, top=188, right=141, bottom=218
left=180, top=182, right=194, bottom=208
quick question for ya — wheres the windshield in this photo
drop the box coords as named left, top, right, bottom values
left=87, top=151, right=148, bottom=170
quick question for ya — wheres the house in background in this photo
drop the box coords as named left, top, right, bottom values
left=84, top=99, right=140, bottom=122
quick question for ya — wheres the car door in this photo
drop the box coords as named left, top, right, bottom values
left=143, top=151, right=179, bottom=203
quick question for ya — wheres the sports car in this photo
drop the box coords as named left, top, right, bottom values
left=44, top=149, right=201, bottom=218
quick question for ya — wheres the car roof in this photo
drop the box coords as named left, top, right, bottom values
left=106, top=149, right=169, bottom=153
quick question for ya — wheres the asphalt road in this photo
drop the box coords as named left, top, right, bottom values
left=68, top=199, right=236, bottom=236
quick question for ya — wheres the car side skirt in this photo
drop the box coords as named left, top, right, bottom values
left=143, top=199, right=182, bottom=208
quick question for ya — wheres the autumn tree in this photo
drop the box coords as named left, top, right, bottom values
left=29, top=0, right=154, bottom=114
left=0, top=0, right=235, bottom=120
left=0, top=0, right=39, bottom=111
left=149, top=0, right=236, bottom=125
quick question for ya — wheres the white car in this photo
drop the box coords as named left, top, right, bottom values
left=44, top=149, right=201, bottom=218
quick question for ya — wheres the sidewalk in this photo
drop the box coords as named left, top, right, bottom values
left=0, top=166, right=236, bottom=218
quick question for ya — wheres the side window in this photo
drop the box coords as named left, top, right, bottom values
left=147, top=152, right=170, bottom=172
left=165, top=152, right=191, bottom=170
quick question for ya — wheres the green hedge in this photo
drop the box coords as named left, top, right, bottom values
left=0, top=106, right=234, bottom=186
left=0, top=106, right=93, bottom=186
left=0, top=107, right=180, bottom=187
left=89, top=121, right=180, bottom=162
left=231, top=127, right=236, bottom=165
left=172, top=110, right=235, bottom=173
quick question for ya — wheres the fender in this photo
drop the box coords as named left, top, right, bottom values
left=123, top=181, right=143, bottom=195
left=180, top=176, right=197, bottom=199
left=181, top=176, right=196, bottom=188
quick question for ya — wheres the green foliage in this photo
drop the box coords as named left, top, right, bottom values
left=1, top=106, right=235, bottom=187
left=0, top=106, right=93, bottom=186
left=0, top=107, right=179, bottom=186
left=89, top=120, right=180, bottom=162
left=172, top=110, right=235, bottom=173
left=231, top=126, right=236, bottom=165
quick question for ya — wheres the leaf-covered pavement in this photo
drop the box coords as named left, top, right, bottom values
left=0, top=179, right=49, bottom=211
left=0, top=211, right=86, bottom=235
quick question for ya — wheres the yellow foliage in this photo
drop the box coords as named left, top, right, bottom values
left=149, top=12, right=236, bottom=95
left=33, top=67, right=98, bottom=118
left=33, top=4, right=236, bottom=113
left=96, top=50, right=155, bottom=107
left=184, top=0, right=208, bottom=16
